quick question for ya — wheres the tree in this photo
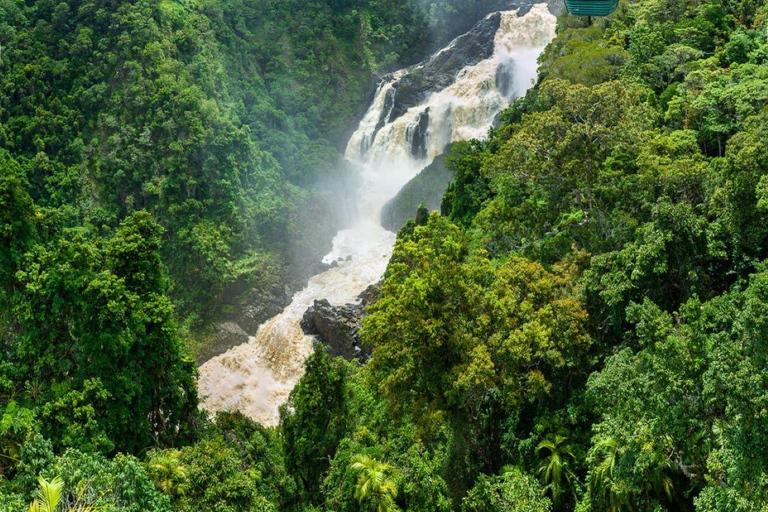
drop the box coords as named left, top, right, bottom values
left=145, top=452, right=188, bottom=501
left=364, top=213, right=591, bottom=493
left=474, top=79, right=652, bottom=261
left=27, top=475, right=95, bottom=512
left=366, top=213, right=591, bottom=419
left=173, top=438, right=268, bottom=512
left=0, top=172, right=35, bottom=298
left=28, top=476, right=64, bottom=512
left=349, top=454, right=399, bottom=512
left=588, top=437, right=635, bottom=512
left=462, top=467, right=551, bottom=512
left=280, top=348, right=351, bottom=502
left=540, top=28, right=628, bottom=86
left=4, top=212, right=199, bottom=454
left=441, top=139, right=493, bottom=228
left=536, top=435, right=578, bottom=510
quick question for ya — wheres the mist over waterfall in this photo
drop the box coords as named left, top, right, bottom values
left=198, top=4, right=557, bottom=426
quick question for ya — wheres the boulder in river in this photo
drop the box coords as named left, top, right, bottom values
left=300, top=284, right=379, bottom=361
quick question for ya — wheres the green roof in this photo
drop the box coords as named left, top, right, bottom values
left=564, top=0, right=619, bottom=16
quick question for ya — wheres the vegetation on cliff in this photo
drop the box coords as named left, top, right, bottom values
left=2, top=0, right=768, bottom=510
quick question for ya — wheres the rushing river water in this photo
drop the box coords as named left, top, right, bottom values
left=197, top=4, right=557, bottom=426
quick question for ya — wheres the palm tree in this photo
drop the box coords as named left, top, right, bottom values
left=146, top=454, right=188, bottom=500
left=642, top=435, right=675, bottom=501
left=349, top=454, right=399, bottom=512
left=28, top=476, right=64, bottom=512
left=27, top=475, right=96, bottom=512
left=590, top=437, right=633, bottom=512
left=536, top=434, right=578, bottom=509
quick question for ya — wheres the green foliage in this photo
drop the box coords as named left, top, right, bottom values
left=366, top=213, right=591, bottom=420
left=0, top=211, right=199, bottom=454
left=0, top=171, right=35, bottom=296
left=441, top=139, right=493, bottom=228
left=0, top=492, right=25, bottom=512
left=3, top=0, right=768, bottom=510
left=142, top=412, right=295, bottom=512
left=8, top=447, right=172, bottom=512
left=536, top=435, right=578, bottom=510
left=349, top=454, right=399, bottom=512
left=461, top=467, right=552, bottom=512
left=145, top=452, right=189, bottom=502
left=27, top=475, right=65, bottom=512
left=172, top=438, right=271, bottom=512
left=581, top=273, right=768, bottom=510
left=0, top=401, right=36, bottom=476
left=362, top=213, right=591, bottom=495
left=211, top=411, right=297, bottom=507
left=474, top=78, right=654, bottom=261
left=280, top=348, right=351, bottom=503
left=539, top=28, right=628, bottom=86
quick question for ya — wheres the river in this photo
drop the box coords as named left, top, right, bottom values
left=197, top=4, right=557, bottom=426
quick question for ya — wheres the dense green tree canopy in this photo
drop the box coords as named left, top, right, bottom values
left=3, top=0, right=768, bottom=510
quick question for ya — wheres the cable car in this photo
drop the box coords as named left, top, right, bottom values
left=564, top=0, right=619, bottom=16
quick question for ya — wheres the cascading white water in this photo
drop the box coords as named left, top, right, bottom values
left=345, top=4, right=557, bottom=167
left=197, top=4, right=556, bottom=426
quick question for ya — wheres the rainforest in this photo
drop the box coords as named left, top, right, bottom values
left=1, top=0, right=768, bottom=510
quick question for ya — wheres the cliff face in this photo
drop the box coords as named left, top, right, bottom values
left=380, top=154, right=453, bottom=231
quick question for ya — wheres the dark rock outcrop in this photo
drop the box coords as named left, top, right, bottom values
left=196, top=322, right=251, bottom=365
left=301, top=284, right=379, bottom=361
left=218, top=321, right=250, bottom=346
left=408, top=108, right=431, bottom=160
left=236, top=287, right=290, bottom=334
left=358, top=283, right=380, bottom=306
left=495, top=58, right=517, bottom=99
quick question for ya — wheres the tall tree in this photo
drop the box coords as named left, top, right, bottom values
left=349, top=454, right=399, bottom=512
left=536, top=435, right=578, bottom=510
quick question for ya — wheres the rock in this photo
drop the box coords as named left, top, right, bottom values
left=385, top=12, right=503, bottom=124
left=301, top=299, right=364, bottom=361
left=358, top=283, right=380, bottom=306
left=495, top=58, right=517, bottom=99
left=196, top=322, right=250, bottom=365
left=236, top=288, right=289, bottom=334
left=300, top=284, right=380, bottom=361
left=407, top=108, right=431, bottom=159
left=217, top=322, right=250, bottom=346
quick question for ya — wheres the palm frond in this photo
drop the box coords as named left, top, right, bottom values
left=35, top=476, right=64, bottom=512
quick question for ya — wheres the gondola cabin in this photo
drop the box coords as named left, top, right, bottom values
left=564, top=0, right=619, bottom=16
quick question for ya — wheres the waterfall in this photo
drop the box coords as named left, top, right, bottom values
left=345, top=4, right=557, bottom=168
left=197, top=4, right=557, bottom=426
